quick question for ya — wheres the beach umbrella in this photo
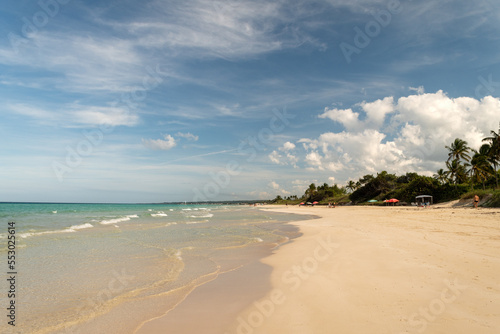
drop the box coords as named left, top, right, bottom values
left=367, top=199, right=378, bottom=203
left=312, top=201, right=319, bottom=204
left=300, top=202, right=304, bottom=205
left=385, top=198, right=399, bottom=206
left=306, top=202, right=312, bottom=205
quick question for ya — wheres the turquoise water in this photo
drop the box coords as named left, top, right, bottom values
left=0, top=203, right=305, bottom=334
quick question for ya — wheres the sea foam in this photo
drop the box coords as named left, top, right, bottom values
left=99, top=215, right=139, bottom=225
left=190, top=213, right=214, bottom=218
left=19, top=223, right=94, bottom=239
left=151, top=211, right=168, bottom=217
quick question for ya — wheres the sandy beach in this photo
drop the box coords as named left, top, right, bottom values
left=220, top=205, right=500, bottom=334
left=134, top=204, right=500, bottom=334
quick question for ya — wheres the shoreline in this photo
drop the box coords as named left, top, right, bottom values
left=132, top=215, right=308, bottom=334
left=93, top=204, right=500, bottom=333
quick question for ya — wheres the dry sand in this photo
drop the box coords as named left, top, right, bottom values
left=223, top=205, right=500, bottom=334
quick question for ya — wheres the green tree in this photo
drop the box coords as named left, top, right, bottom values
left=469, top=144, right=494, bottom=190
left=482, top=128, right=500, bottom=188
left=349, top=171, right=397, bottom=203
left=346, top=180, right=357, bottom=193
left=359, top=174, right=375, bottom=185
left=305, top=183, right=317, bottom=197
left=445, top=138, right=471, bottom=163
left=433, top=168, right=448, bottom=185
left=446, top=159, right=465, bottom=189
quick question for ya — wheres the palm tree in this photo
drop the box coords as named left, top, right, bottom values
left=482, top=128, right=500, bottom=188
left=469, top=145, right=493, bottom=190
left=346, top=180, right=356, bottom=193
left=445, top=138, right=471, bottom=163
left=446, top=159, right=466, bottom=189
left=305, top=183, right=317, bottom=197
left=433, top=168, right=448, bottom=185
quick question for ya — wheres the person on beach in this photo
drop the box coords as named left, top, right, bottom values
left=473, top=194, right=480, bottom=209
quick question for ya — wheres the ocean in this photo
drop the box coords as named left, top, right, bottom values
left=0, top=203, right=307, bottom=334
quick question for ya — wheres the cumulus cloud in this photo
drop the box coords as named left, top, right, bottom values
left=143, top=131, right=201, bottom=151
left=269, top=151, right=282, bottom=164
left=305, top=151, right=323, bottom=168
left=319, top=96, right=395, bottom=132
left=319, top=107, right=361, bottom=132
left=142, top=134, right=177, bottom=150
left=269, top=181, right=280, bottom=190
left=281, top=141, right=296, bottom=151
left=298, top=90, right=500, bottom=182
left=269, top=141, right=298, bottom=166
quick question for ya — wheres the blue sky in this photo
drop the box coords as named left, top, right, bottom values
left=1, top=0, right=499, bottom=203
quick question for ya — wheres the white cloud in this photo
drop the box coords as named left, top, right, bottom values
left=142, top=134, right=177, bottom=150
left=358, top=96, right=395, bottom=129
left=281, top=141, right=296, bottom=151
left=269, top=150, right=282, bottom=164
left=326, top=162, right=344, bottom=172
left=319, top=96, right=395, bottom=132
left=395, top=90, right=499, bottom=150
left=305, top=151, right=323, bottom=168
left=101, top=0, right=320, bottom=61
left=8, top=103, right=139, bottom=127
left=319, top=107, right=361, bottom=132
left=299, top=90, right=500, bottom=184
left=409, top=86, right=425, bottom=94
left=268, top=181, right=291, bottom=196
left=311, top=129, right=403, bottom=173
left=176, top=132, right=199, bottom=141
left=285, top=153, right=299, bottom=167
left=72, top=106, right=139, bottom=127
left=8, top=104, right=57, bottom=121
left=269, top=181, right=280, bottom=190
left=269, top=141, right=299, bottom=167
left=0, top=32, right=144, bottom=94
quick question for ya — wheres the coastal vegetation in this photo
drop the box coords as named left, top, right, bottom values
left=272, top=127, right=500, bottom=207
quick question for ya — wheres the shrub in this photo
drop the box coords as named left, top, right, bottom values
left=482, top=190, right=500, bottom=208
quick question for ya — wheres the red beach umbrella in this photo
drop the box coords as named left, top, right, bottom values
left=312, top=201, right=319, bottom=204
left=388, top=198, right=399, bottom=203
